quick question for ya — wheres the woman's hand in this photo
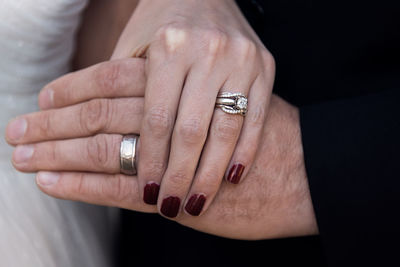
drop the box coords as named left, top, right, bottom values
left=110, top=0, right=275, bottom=217
left=5, top=59, right=316, bottom=239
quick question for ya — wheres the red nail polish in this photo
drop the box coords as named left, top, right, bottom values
left=143, top=183, right=160, bottom=205
left=226, top=163, right=245, bottom=184
left=185, top=194, right=206, bottom=216
left=160, top=196, right=181, bottom=218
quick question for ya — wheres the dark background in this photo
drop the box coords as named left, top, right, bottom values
left=116, top=1, right=399, bottom=266
left=116, top=210, right=324, bottom=266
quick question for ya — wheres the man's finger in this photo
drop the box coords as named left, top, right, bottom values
left=38, top=58, right=146, bottom=110
left=36, top=171, right=155, bottom=213
left=6, top=98, right=143, bottom=146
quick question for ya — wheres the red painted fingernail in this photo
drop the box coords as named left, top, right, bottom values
left=143, top=182, right=160, bottom=205
left=185, top=194, right=206, bottom=216
left=226, top=163, right=245, bottom=184
left=160, top=196, right=181, bottom=218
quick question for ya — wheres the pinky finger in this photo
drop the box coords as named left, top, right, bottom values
left=36, top=171, right=156, bottom=213
left=225, top=73, right=273, bottom=184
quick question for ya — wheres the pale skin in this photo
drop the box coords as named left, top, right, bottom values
left=5, top=0, right=319, bottom=239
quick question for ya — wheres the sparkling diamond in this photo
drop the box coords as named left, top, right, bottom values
left=236, top=97, right=247, bottom=110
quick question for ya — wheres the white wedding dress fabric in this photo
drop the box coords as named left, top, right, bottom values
left=0, top=1, right=117, bottom=266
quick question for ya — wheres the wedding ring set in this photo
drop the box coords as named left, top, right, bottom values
left=215, top=92, right=248, bottom=116
left=119, top=91, right=248, bottom=175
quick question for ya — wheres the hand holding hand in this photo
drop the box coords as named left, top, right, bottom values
left=6, top=59, right=317, bottom=240
left=107, top=0, right=276, bottom=218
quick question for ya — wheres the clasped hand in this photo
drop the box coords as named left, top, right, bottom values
left=5, top=0, right=317, bottom=239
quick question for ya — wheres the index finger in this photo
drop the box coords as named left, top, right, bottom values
left=38, top=58, right=146, bottom=110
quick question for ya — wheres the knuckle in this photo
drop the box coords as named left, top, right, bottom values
left=94, top=61, right=124, bottom=94
left=102, top=175, right=131, bottom=204
left=144, top=106, right=173, bottom=138
left=239, top=139, right=258, bottom=160
left=72, top=173, right=120, bottom=202
left=232, top=36, right=257, bottom=59
left=79, top=99, right=112, bottom=134
left=202, top=29, right=228, bottom=56
left=261, top=50, right=276, bottom=70
left=199, top=169, right=222, bottom=192
left=177, top=117, right=207, bottom=144
left=155, top=23, right=188, bottom=54
left=73, top=173, right=86, bottom=196
left=168, top=170, right=190, bottom=189
left=86, top=134, right=113, bottom=169
left=63, top=173, right=109, bottom=201
left=140, top=159, right=166, bottom=180
left=213, top=115, right=242, bottom=142
left=156, top=22, right=183, bottom=38
left=47, top=142, right=59, bottom=163
left=37, top=112, right=55, bottom=138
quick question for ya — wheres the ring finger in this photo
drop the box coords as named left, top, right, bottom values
left=155, top=60, right=228, bottom=218
left=182, top=72, right=255, bottom=216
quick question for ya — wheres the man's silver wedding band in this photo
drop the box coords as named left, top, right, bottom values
left=120, top=134, right=139, bottom=176
left=215, top=92, right=248, bottom=116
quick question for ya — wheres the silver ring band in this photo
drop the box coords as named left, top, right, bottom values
left=120, top=134, right=139, bottom=175
left=215, top=92, right=248, bottom=116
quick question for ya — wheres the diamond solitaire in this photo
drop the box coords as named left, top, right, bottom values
left=215, top=92, right=248, bottom=116
left=236, top=96, right=248, bottom=112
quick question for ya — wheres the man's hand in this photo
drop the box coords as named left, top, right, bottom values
left=5, top=60, right=317, bottom=239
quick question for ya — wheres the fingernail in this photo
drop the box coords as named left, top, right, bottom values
left=160, top=196, right=181, bottom=218
left=185, top=194, right=206, bottom=216
left=7, top=118, right=27, bottom=141
left=39, top=88, right=54, bottom=109
left=143, top=182, right=160, bottom=205
left=226, top=163, right=245, bottom=184
left=13, top=145, right=34, bottom=164
left=37, top=172, right=60, bottom=186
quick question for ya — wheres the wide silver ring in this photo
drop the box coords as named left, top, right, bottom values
left=215, top=92, right=248, bottom=116
left=120, top=134, right=139, bottom=175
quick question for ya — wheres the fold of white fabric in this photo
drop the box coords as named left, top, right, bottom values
left=0, top=1, right=118, bottom=266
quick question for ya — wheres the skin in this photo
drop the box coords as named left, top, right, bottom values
left=5, top=58, right=318, bottom=240
left=106, top=0, right=276, bottom=218
left=4, top=0, right=319, bottom=239
left=73, top=0, right=275, bottom=218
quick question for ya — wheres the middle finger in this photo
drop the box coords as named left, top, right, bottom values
left=6, top=98, right=143, bottom=146
left=156, top=59, right=229, bottom=218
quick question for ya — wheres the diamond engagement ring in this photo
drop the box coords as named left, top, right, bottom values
left=120, top=134, right=139, bottom=175
left=215, top=92, right=248, bottom=116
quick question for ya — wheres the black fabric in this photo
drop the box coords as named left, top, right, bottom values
left=301, top=89, right=400, bottom=266
left=115, top=211, right=324, bottom=267
left=117, top=1, right=400, bottom=266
